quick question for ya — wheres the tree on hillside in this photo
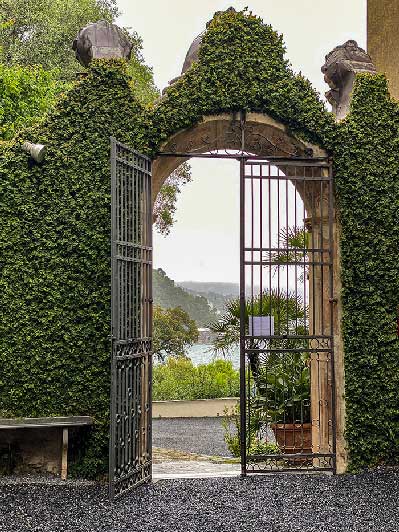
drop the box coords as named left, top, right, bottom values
left=153, top=268, right=217, bottom=326
left=153, top=306, right=198, bottom=361
left=0, top=64, right=61, bottom=139
left=0, top=0, right=158, bottom=138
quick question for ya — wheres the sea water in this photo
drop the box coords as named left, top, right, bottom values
left=187, top=344, right=240, bottom=369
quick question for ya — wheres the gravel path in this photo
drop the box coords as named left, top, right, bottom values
left=0, top=469, right=398, bottom=531
left=153, top=417, right=232, bottom=457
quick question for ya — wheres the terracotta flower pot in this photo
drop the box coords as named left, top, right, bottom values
left=271, top=422, right=312, bottom=454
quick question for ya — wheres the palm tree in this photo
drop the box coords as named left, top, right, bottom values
left=268, top=226, right=310, bottom=282
left=209, top=289, right=306, bottom=357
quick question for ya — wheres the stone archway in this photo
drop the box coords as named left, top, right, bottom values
left=152, top=112, right=326, bottom=201
left=152, top=111, right=347, bottom=474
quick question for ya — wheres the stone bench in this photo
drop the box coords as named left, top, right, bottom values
left=0, top=416, right=93, bottom=479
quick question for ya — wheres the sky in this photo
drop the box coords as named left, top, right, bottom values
left=117, top=0, right=367, bottom=283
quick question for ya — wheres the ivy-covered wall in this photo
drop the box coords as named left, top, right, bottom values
left=334, top=74, right=399, bottom=470
left=0, top=9, right=397, bottom=476
left=148, top=10, right=335, bottom=154
left=0, top=61, right=150, bottom=476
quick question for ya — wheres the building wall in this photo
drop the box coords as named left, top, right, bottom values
left=368, top=0, right=399, bottom=99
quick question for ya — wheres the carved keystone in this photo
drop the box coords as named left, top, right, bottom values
left=322, top=40, right=377, bottom=120
left=72, top=20, right=132, bottom=67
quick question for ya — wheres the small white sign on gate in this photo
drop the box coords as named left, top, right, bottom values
left=248, top=315, right=274, bottom=337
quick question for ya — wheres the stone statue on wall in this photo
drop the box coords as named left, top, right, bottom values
left=322, top=40, right=377, bottom=120
left=73, top=20, right=132, bottom=67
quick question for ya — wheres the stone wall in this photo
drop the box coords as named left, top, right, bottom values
left=0, top=427, right=86, bottom=476
left=0, top=428, right=62, bottom=475
left=153, top=398, right=239, bottom=418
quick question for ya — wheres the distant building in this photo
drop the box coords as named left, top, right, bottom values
left=368, top=0, right=399, bottom=99
left=197, top=327, right=217, bottom=345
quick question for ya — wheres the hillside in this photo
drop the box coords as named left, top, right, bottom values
left=178, top=281, right=239, bottom=297
left=153, top=269, right=217, bottom=326
left=177, top=282, right=260, bottom=313
left=180, top=287, right=233, bottom=313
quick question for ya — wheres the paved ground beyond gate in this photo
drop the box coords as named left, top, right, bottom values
left=152, top=417, right=239, bottom=478
left=152, top=417, right=233, bottom=457
left=0, top=470, right=397, bottom=531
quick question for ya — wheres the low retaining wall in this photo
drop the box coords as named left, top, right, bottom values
left=152, top=398, right=239, bottom=418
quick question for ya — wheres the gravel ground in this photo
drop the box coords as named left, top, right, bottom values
left=0, top=469, right=398, bottom=532
left=152, top=417, right=232, bottom=457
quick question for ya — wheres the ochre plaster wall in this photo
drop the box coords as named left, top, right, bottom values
left=368, top=0, right=399, bottom=99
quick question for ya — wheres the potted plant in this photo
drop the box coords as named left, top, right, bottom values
left=210, top=290, right=311, bottom=455
left=254, top=352, right=312, bottom=455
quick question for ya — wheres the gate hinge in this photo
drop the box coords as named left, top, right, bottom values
left=329, top=297, right=338, bottom=304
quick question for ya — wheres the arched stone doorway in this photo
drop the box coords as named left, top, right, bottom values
left=152, top=111, right=346, bottom=471
left=104, top=0, right=359, bottom=491
left=109, top=110, right=346, bottom=498
left=152, top=112, right=326, bottom=201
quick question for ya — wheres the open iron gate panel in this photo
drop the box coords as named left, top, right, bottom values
left=239, top=158, right=336, bottom=474
left=109, top=138, right=153, bottom=500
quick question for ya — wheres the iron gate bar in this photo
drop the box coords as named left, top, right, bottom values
left=239, top=157, right=247, bottom=477
left=156, top=151, right=330, bottom=164
left=328, top=162, right=337, bottom=473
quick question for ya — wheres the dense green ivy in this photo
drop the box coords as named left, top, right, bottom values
left=0, top=9, right=397, bottom=476
left=0, top=60, right=149, bottom=477
left=334, top=74, right=399, bottom=470
left=148, top=9, right=335, bottom=153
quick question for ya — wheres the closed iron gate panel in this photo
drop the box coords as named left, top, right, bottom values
left=240, top=157, right=336, bottom=474
left=109, top=137, right=152, bottom=500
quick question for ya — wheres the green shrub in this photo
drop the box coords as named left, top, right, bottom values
left=0, top=64, right=64, bottom=140
left=221, top=405, right=280, bottom=457
left=152, top=358, right=239, bottom=401
left=248, top=440, right=280, bottom=456
left=221, top=405, right=241, bottom=457
left=0, top=59, right=148, bottom=478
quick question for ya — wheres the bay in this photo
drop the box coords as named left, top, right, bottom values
left=187, top=343, right=240, bottom=369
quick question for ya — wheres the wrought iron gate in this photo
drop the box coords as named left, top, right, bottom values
left=109, top=138, right=153, bottom=499
left=240, top=157, right=336, bottom=474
